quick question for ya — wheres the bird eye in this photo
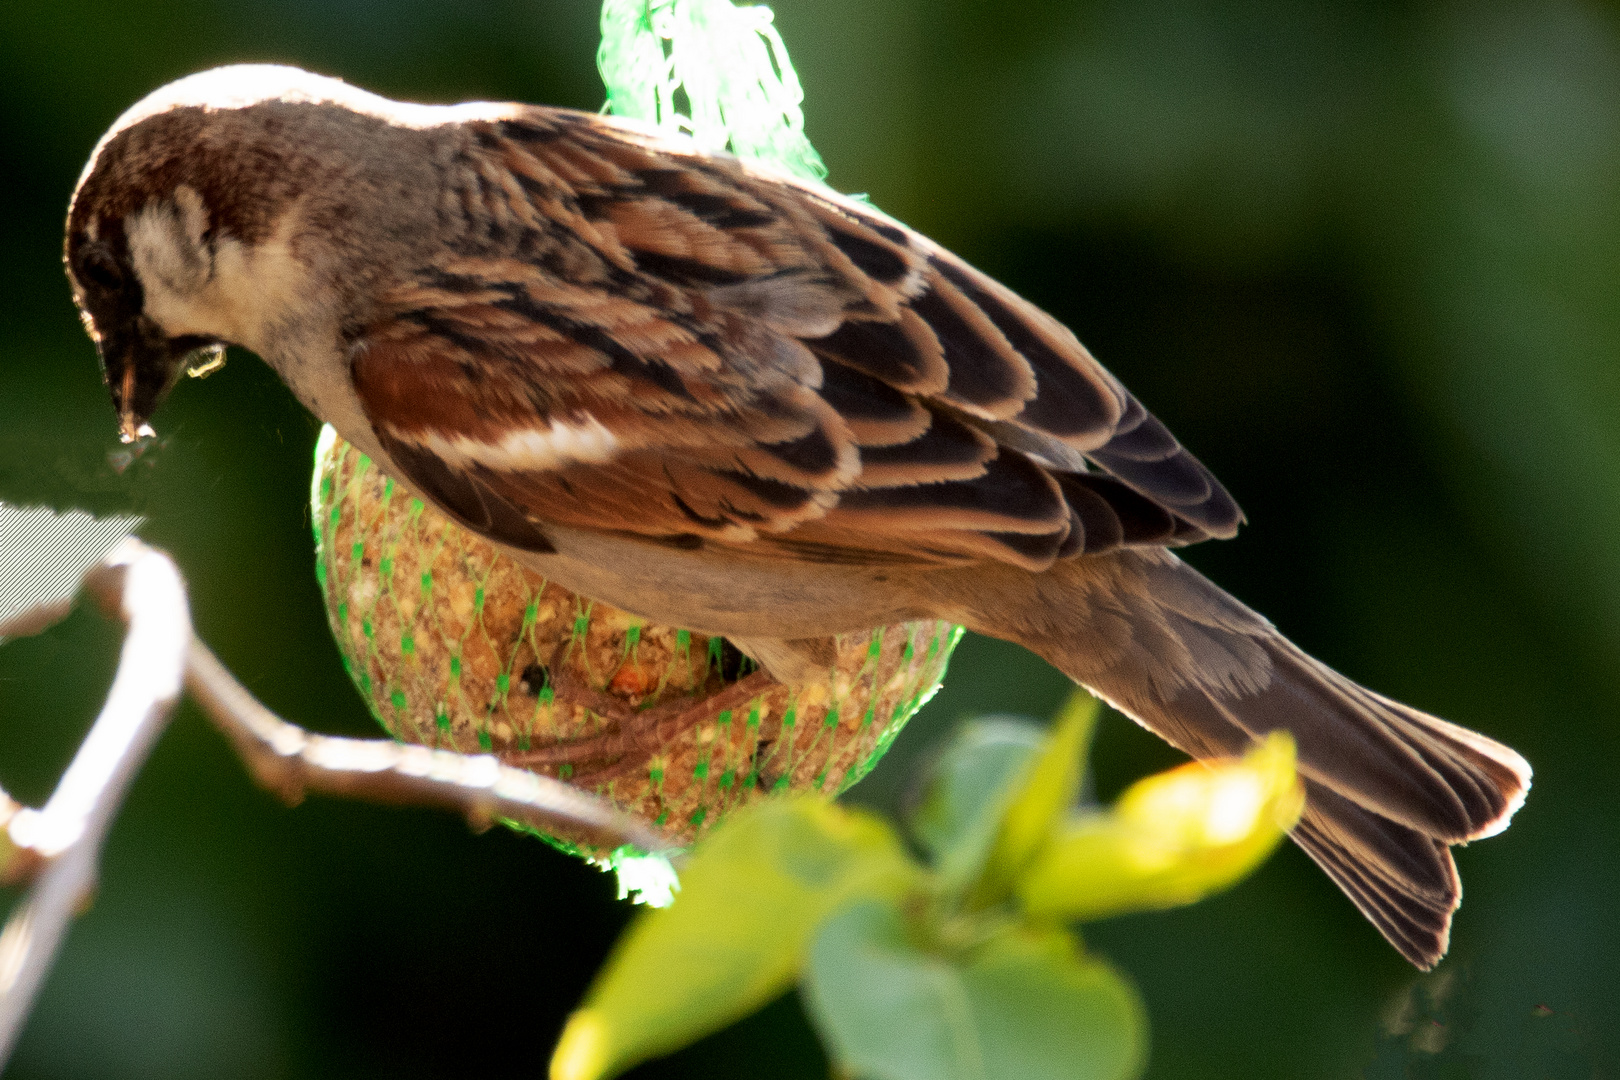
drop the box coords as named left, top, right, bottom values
left=78, top=247, right=123, bottom=292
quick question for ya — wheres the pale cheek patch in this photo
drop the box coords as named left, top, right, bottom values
left=413, top=415, right=620, bottom=472
left=127, top=194, right=313, bottom=354
left=127, top=198, right=208, bottom=305
left=211, top=221, right=314, bottom=353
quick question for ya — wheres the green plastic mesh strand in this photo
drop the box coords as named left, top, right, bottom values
left=309, top=3, right=964, bottom=896
left=311, top=429, right=961, bottom=858
left=598, top=0, right=828, bottom=183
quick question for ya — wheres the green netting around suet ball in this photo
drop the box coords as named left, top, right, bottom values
left=311, top=427, right=961, bottom=858
left=308, top=0, right=957, bottom=889
left=598, top=0, right=827, bottom=182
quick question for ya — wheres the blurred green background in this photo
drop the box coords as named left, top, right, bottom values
left=0, top=0, right=1614, bottom=1076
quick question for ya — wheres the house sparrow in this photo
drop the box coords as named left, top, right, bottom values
left=64, top=65, right=1529, bottom=968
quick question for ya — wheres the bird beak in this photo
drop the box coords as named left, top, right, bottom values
left=97, top=317, right=217, bottom=443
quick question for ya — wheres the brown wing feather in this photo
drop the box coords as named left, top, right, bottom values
left=353, top=107, right=1242, bottom=572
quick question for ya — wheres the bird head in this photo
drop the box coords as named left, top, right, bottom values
left=65, top=64, right=472, bottom=442
left=65, top=170, right=227, bottom=444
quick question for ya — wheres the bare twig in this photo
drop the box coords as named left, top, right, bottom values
left=184, top=638, right=667, bottom=852
left=0, top=538, right=671, bottom=1071
left=0, top=538, right=189, bottom=1065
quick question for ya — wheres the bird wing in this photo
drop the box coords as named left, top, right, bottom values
left=351, top=107, right=1242, bottom=570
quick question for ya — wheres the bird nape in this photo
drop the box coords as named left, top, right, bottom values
left=64, top=64, right=1530, bottom=968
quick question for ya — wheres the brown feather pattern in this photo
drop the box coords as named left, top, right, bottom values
left=335, top=108, right=1526, bottom=966
left=65, top=68, right=1533, bottom=970
left=994, top=549, right=1530, bottom=966
left=352, top=107, right=1241, bottom=570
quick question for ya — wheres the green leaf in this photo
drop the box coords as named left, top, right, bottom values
left=910, top=717, right=1045, bottom=887
left=803, top=901, right=975, bottom=1080
left=550, top=798, right=918, bottom=1080
left=970, top=692, right=1098, bottom=907
left=804, top=901, right=1146, bottom=1080
left=1018, top=732, right=1305, bottom=924
left=963, top=925, right=1147, bottom=1080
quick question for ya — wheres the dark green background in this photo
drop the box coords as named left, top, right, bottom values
left=1, top=1, right=1613, bottom=1076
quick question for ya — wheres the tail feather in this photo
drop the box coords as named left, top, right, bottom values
left=1224, top=638, right=1528, bottom=842
left=1300, top=782, right=1457, bottom=906
left=993, top=548, right=1531, bottom=966
left=1293, top=805, right=1456, bottom=968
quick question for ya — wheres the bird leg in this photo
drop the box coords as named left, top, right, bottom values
left=499, top=640, right=779, bottom=779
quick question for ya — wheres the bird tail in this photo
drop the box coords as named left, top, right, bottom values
left=982, top=549, right=1531, bottom=968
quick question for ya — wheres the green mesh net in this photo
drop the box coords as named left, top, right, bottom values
left=598, top=0, right=827, bottom=182
left=311, top=429, right=961, bottom=856
left=309, top=2, right=963, bottom=888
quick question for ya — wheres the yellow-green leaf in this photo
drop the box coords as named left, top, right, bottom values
left=910, top=717, right=1045, bottom=886
left=804, top=901, right=1145, bottom=1080
left=551, top=798, right=918, bottom=1080
left=1017, top=732, right=1305, bottom=923
left=962, top=924, right=1147, bottom=1080
left=970, top=691, right=1098, bottom=907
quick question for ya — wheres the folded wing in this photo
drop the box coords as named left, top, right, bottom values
left=352, top=106, right=1242, bottom=569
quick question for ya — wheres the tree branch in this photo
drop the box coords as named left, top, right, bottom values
left=0, top=537, right=670, bottom=1069
left=183, top=637, right=668, bottom=852
left=0, top=538, right=188, bottom=1065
